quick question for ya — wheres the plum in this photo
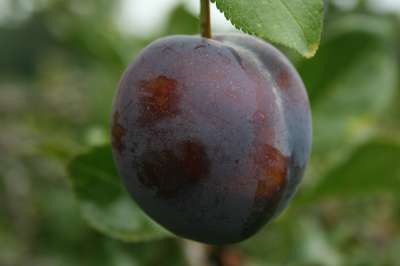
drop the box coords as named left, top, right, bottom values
left=111, top=34, right=312, bottom=245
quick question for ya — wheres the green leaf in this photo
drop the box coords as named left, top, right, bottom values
left=214, top=0, right=324, bottom=58
left=298, top=15, right=398, bottom=171
left=164, top=5, right=199, bottom=35
left=306, top=140, right=400, bottom=200
left=240, top=219, right=295, bottom=264
left=67, top=145, right=171, bottom=242
left=293, top=219, right=342, bottom=266
left=240, top=216, right=342, bottom=265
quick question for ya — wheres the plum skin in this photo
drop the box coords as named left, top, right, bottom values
left=111, top=34, right=312, bottom=245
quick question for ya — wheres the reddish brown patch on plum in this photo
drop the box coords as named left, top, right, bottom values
left=137, top=140, right=209, bottom=198
left=242, top=144, right=289, bottom=237
left=112, top=111, right=127, bottom=154
left=254, top=144, right=288, bottom=197
left=276, top=69, right=290, bottom=89
left=138, top=75, right=179, bottom=126
left=181, top=141, right=209, bottom=178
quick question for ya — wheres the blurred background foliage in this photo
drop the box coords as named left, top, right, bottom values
left=1, top=0, right=400, bottom=265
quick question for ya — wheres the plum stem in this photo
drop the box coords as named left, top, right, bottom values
left=183, top=241, right=244, bottom=266
left=200, top=0, right=212, bottom=38
left=207, top=246, right=244, bottom=266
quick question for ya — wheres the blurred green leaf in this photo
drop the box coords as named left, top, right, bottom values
left=0, top=16, right=56, bottom=78
left=305, top=140, right=400, bottom=200
left=240, top=220, right=295, bottom=265
left=294, top=218, right=342, bottom=266
left=0, top=229, right=21, bottom=266
left=214, top=0, right=324, bottom=57
left=299, top=15, right=398, bottom=169
left=240, top=216, right=342, bottom=266
left=164, top=5, right=199, bottom=35
left=103, top=239, right=186, bottom=266
left=325, top=14, right=396, bottom=39
left=67, top=145, right=171, bottom=242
